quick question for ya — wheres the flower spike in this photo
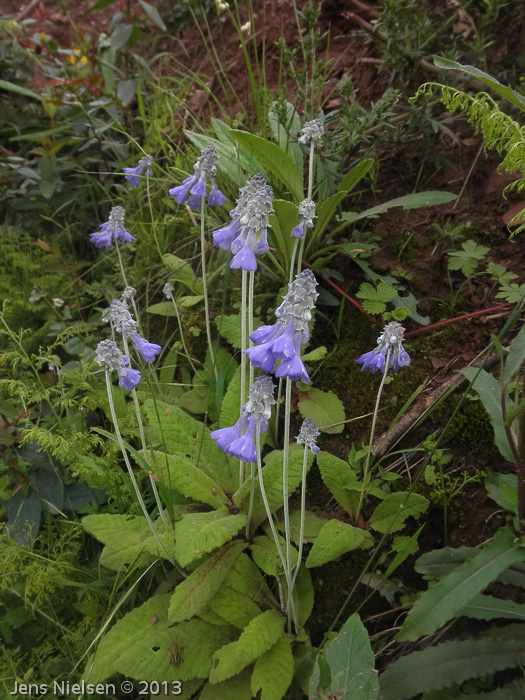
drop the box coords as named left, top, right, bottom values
left=210, top=376, right=276, bottom=462
left=94, top=340, right=141, bottom=390
left=244, top=270, right=318, bottom=382
left=90, top=206, right=136, bottom=250
left=168, top=145, right=226, bottom=210
left=296, top=418, right=320, bottom=454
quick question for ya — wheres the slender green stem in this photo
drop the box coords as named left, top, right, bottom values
left=239, top=269, right=248, bottom=489
left=289, top=239, right=299, bottom=285
left=169, top=296, right=199, bottom=376
left=122, top=335, right=168, bottom=529
left=200, top=196, right=217, bottom=379
left=248, top=271, right=255, bottom=387
left=255, top=426, right=297, bottom=627
left=115, top=240, right=139, bottom=323
left=282, top=378, right=293, bottom=621
left=245, top=461, right=256, bottom=539
left=274, top=377, right=283, bottom=445
left=296, top=141, right=315, bottom=276
left=355, top=348, right=392, bottom=523
left=290, top=445, right=308, bottom=591
left=104, top=371, right=174, bottom=565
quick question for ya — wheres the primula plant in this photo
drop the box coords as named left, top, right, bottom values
left=3, top=4, right=525, bottom=698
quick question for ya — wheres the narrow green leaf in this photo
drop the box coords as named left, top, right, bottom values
left=459, top=593, right=525, bottom=621
left=368, top=492, right=428, bottom=534
left=379, top=632, right=525, bottom=700
left=504, top=324, right=525, bottom=383
left=251, top=633, right=294, bottom=700
left=306, top=519, right=373, bottom=567
left=231, top=130, right=304, bottom=200
left=396, top=527, right=525, bottom=641
left=136, top=0, right=167, bottom=30
left=168, top=541, right=246, bottom=622
left=460, top=367, right=513, bottom=461
left=268, top=199, right=298, bottom=269
left=0, top=79, right=41, bottom=100
left=209, top=610, right=285, bottom=683
left=432, top=56, right=525, bottom=112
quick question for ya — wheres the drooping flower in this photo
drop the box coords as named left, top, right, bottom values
left=168, top=145, right=226, bottom=210
left=130, top=331, right=162, bottom=364
left=355, top=321, right=411, bottom=374
left=118, top=357, right=141, bottom=390
left=211, top=173, right=273, bottom=272
left=298, top=118, right=324, bottom=145
left=296, top=418, right=320, bottom=454
left=94, top=341, right=141, bottom=390
left=210, top=376, right=276, bottom=462
left=123, top=154, right=153, bottom=187
left=90, top=206, right=136, bottom=249
left=244, top=270, right=318, bottom=382
left=291, top=198, right=316, bottom=239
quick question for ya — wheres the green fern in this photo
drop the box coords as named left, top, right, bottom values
left=412, top=84, right=525, bottom=238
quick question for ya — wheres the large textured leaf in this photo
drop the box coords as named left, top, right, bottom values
left=250, top=534, right=298, bottom=576
left=306, top=519, right=373, bottom=567
left=251, top=633, right=294, bottom=700
left=292, top=563, right=315, bottom=627
left=144, top=399, right=238, bottom=493
left=460, top=367, right=513, bottom=461
left=397, top=527, right=525, bottom=642
left=200, top=667, right=253, bottom=700
left=223, top=553, right=278, bottom=610
left=174, top=509, right=247, bottom=567
left=169, top=541, right=246, bottom=622
left=215, top=313, right=263, bottom=349
left=278, top=510, right=326, bottom=545
left=433, top=56, right=525, bottom=112
left=209, top=610, right=285, bottom=683
left=297, top=387, right=345, bottom=434
left=316, top=452, right=360, bottom=519
left=310, top=613, right=379, bottom=700
left=234, top=446, right=314, bottom=531
left=151, top=451, right=229, bottom=509
left=231, top=130, right=304, bottom=200
left=115, top=617, right=235, bottom=682
left=82, top=514, right=172, bottom=570
left=379, top=632, right=525, bottom=700
left=368, top=492, right=429, bottom=534
left=209, top=585, right=262, bottom=630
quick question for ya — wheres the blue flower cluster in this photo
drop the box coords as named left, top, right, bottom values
left=210, top=376, right=275, bottom=463
left=292, top=198, right=316, bottom=240
left=168, top=145, right=226, bottom=210
left=94, top=340, right=141, bottom=390
left=212, top=173, right=273, bottom=272
left=123, top=155, right=153, bottom=187
left=244, top=270, right=318, bottom=382
left=90, top=206, right=135, bottom=250
left=355, top=321, right=411, bottom=374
